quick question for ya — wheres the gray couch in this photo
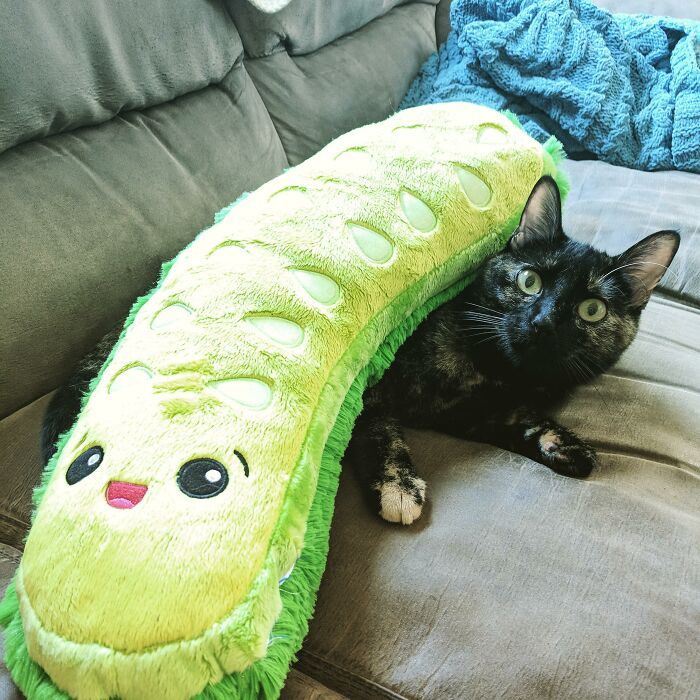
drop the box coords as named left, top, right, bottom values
left=1, top=1, right=698, bottom=698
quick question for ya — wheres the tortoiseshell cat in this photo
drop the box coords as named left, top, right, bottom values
left=350, top=177, right=679, bottom=524
left=42, top=177, right=679, bottom=529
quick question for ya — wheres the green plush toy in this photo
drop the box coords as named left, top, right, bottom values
left=0, top=102, right=567, bottom=700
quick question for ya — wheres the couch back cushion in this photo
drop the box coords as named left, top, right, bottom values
left=226, top=0, right=436, bottom=57
left=0, top=0, right=243, bottom=154
left=0, top=2, right=291, bottom=426
left=243, top=1, right=438, bottom=164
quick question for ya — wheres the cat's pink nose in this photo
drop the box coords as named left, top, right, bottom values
left=106, top=481, right=148, bottom=509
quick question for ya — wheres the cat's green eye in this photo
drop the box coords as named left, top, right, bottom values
left=516, top=269, right=542, bottom=295
left=578, top=298, right=607, bottom=323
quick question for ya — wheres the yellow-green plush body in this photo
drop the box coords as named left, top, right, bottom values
left=10, top=103, right=562, bottom=700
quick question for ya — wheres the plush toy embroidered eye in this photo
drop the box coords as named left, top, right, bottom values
left=177, top=458, right=230, bottom=499
left=65, top=446, right=104, bottom=485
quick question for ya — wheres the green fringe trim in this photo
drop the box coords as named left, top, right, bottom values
left=1, top=131, right=568, bottom=700
left=502, top=110, right=570, bottom=201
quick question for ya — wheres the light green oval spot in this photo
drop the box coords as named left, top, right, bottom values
left=109, top=366, right=153, bottom=394
left=150, top=303, right=193, bottom=330
left=477, top=124, right=508, bottom=144
left=292, top=269, right=341, bottom=306
left=209, top=378, right=272, bottom=410
left=208, top=242, right=251, bottom=264
left=246, top=316, right=304, bottom=348
left=268, top=186, right=308, bottom=210
left=334, top=148, right=370, bottom=168
left=347, top=223, right=394, bottom=263
left=398, top=191, right=436, bottom=232
left=455, top=167, right=492, bottom=208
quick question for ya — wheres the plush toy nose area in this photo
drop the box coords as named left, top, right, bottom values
left=106, top=481, right=148, bottom=509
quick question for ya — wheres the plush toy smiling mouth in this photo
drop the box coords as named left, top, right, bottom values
left=106, top=481, right=148, bottom=509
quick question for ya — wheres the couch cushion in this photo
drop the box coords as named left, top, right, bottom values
left=0, top=1, right=240, bottom=154
left=226, top=0, right=437, bottom=57
left=0, top=545, right=22, bottom=700
left=0, top=61, right=288, bottom=422
left=0, top=393, right=51, bottom=551
left=298, top=291, right=699, bottom=699
left=435, top=0, right=452, bottom=46
left=245, top=2, right=437, bottom=165
left=562, top=160, right=700, bottom=305
left=281, top=671, right=349, bottom=700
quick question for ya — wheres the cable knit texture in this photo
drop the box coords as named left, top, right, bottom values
left=402, top=0, right=700, bottom=172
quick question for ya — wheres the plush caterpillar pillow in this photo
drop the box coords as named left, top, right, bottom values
left=0, top=102, right=567, bottom=700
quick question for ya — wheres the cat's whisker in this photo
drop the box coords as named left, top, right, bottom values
left=459, top=324, right=503, bottom=335
left=472, top=334, right=503, bottom=346
left=461, top=315, right=504, bottom=325
left=460, top=316, right=502, bottom=325
left=570, top=357, right=594, bottom=384
left=461, top=329, right=502, bottom=339
left=575, top=356, right=614, bottom=413
left=463, top=302, right=505, bottom=317
left=460, top=315, right=503, bottom=328
left=580, top=356, right=609, bottom=375
left=597, top=261, right=677, bottom=284
left=564, top=357, right=585, bottom=384
left=471, top=324, right=509, bottom=346
left=463, top=311, right=503, bottom=321
left=566, top=354, right=613, bottom=413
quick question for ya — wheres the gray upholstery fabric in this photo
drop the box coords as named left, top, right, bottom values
left=281, top=670, right=348, bottom=699
left=0, top=1, right=240, bottom=154
left=245, top=2, right=437, bottom=165
left=435, top=0, right=452, bottom=46
left=299, top=296, right=699, bottom=699
left=0, top=394, right=51, bottom=550
left=226, top=0, right=437, bottom=57
left=562, top=160, right=700, bottom=305
left=0, top=62, right=288, bottom=420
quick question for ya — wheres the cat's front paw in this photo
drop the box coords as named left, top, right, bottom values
left=374, top=470, right=426, bottom=525
left=536, top=427, right=597, bottom=478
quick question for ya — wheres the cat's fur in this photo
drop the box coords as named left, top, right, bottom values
left=41, top=178, right=680, bottom=528
left=350, top=177, right=679, bottom=524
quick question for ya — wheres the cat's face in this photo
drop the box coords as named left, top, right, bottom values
left=466, top=177, right=679, bottom=384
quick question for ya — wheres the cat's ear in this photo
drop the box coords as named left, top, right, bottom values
left=509, top=176, right=564, bottom=251
left=617, top=230, right=680, bottom=307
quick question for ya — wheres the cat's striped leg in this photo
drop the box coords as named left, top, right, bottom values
left=434, top=404, right=597, bottom=478
left=353, top=406, right=426, bottom=525
left=517, top=417, right=598, bottom=478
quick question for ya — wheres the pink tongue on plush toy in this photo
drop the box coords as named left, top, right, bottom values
left=106, top=481, right=148, bottom=509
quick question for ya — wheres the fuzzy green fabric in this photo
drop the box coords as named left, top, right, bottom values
left=1, top=103, right=567, bottom=700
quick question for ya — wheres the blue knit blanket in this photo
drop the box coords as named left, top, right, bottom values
left=401, top=0, right=700, bottom=173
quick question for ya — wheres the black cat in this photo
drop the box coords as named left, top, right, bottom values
left=42, top=177, right=679, bottom=529
left=351, top=176, right=679, bottom=524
